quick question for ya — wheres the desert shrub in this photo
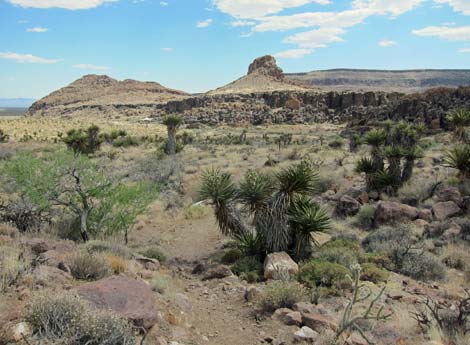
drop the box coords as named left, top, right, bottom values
left=443, top=251, right=468, bottom=270
left=231, top=256, right=263, bottom=282
left=69, top=251, right=111, bottom=281
left=103, top=254, right=128, bottom=274
left=62, top=125, right=102, bottom=154
left=24, top=293, right=136, bottom=344
left=259, top=280, right=308, bottom=313
left=0, top=246, right=30, bottom=292
left=0, top=129, right=9, bottom=142
left=401, top=252, right=446, bottom=281
left=358, top=252, right=391, bottom=268
left=360, top=263, right=389, bottom=283
left=444, top=145, right=470, bottom=180
left=0, top=198, right=47, bottom=232
left=220, top=249, right=243, bottom=264
left=316, top=172, right=336, bottom=193
left=139, top=245, right=166, bottom=262
left=354, top=204, right=375, bottom=230
left=298, top=260, right=352, bottom=291
left=183, top=204, right=207, bottom=219
left=112, top=135, right=140, bottom=148
left=328, top=137, right=344, bottom=149
left=0, top=223, right=19, bottom=238
left=84, top=240, right=133, bottom=259
left=312, top=245, right=358, bottom=268
left=150, top=273, right=169, bottom=294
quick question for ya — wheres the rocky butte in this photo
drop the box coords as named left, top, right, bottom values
left=27, top=55, right=470, bottom=127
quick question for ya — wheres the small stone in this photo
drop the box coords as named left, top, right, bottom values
left=293, top=326, right=319, bottom=342
left=11, top=322, right=32, bottom=342
left=244, top=286, right=262, bottom=302
left=301, top=313, right=337, bottom=332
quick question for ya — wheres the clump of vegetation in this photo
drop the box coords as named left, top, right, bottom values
left=328, top=137, right=344, bottom=149
left=220, top=248, right=243, bottom=264
left=3, top=150, right=158, bottom=242
left=258, top=280, right=308, bottom=313
left=139, top=245, right=166, bottom=262
left=0, top=245, right=30, bottom=292
left=63, top=125, right=102, bottom=154
left=199, top=162, right=330, bottom=261
left=362, top=224, right=446, bottom=281
left=69, top=251, right=111, bottom=281
left=298, top=260, right=352, bottom=292
left=84, top=240, right=133, bottom=259
left=355, top=123, right=424, bottom=195
left=354, top=204, right=375, bottom=230
left=24, top=292, right=136, bottom=344
left=183, top=204, right=207, bottom=219
left=0, top=129, right=9, bottom=143
left=150, top=273, right=169, bottom=294
left=103, top=253, right=128, bottom=274
left=231, top=256, right=263, bottom=283
left=444, top=145, right=470, bottom=180
left=360, top=262, right=389, bottom=283
left=446, top=108, right=470, bottom=142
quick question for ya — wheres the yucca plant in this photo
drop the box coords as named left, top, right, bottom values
left=372, top=169, right=400, bottom=196
left=364, top=129, right=386, bottom=171
left=444, top=145, right=470, bottom=180
left=355, top=157, right=376, bottom=191
left=162, top=115, right=183, bottom=155
left=199, top=169, right=247, bottom=237
left=238, top=170, right=275, bottom=221
left=447, top=109, right=470, bottom=141
left=383, top=145, right=404, bottom=183
left=288, top=195, right=330, bottom=260
left=401, top=146, right=423, bottom=183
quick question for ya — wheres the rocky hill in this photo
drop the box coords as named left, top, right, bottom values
left=207, top=55, right=309, bottom=95
left=287, top=69, right=470, bottom=93
left=27, top=75, right=189, bottom=117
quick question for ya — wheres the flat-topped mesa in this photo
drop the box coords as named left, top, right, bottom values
left=247, top=55, right=284, bottom=81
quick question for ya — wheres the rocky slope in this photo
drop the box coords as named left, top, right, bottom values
left=27, top=75, right=188, bottom=117
left=287, top=69, right=470, bottom=93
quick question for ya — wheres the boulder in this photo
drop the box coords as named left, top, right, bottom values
left=301, top=313, right=337, bottom=332
left=293, top=326, right=319, bottom=342
left=202, top=264, right=232, bottom=280
left=293, top=302, right=317, bottom=315
left=32, top=266, right=72, bottom=288
left=432, top=201, right=461, bottom=221
left=436, top=186, right=462, bottom=204
left=335, top=195, right=361, bottom=217
left=77, top=276, right=158, bottom=329
left=374, top=202, right=418, bottom=225
left=417, top=209, right=433, bottom=222
left=264, top=252, right=298, bottom=280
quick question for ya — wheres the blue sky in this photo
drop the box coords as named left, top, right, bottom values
left=0, top=0, right=469, bottom=98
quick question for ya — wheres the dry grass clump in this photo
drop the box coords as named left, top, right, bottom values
left=0, top=223, right=19, bottom=238
left=0, top=245, right=30, bottom=292
left=103, top=253, right=128, bottom=274
left=258, top=280, right=308, bottom=313
left=69, top=251, right=111, bottom=281
left=84, top=240, right=133, bottom=259
left=150, top=272, right=169, bottom=294
left=24, top=292, right=136, bottom=345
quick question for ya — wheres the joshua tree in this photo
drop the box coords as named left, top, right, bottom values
left=199, top=162, right=330, bottom=261
left=447, top=109, right=470, bottom=141
left=162, top=115, right=183, bottom=155
left=0, top=129, right=8, bottom=143
left=355, top=157, right=376, bottom=192
left=401, top=147, right=423, bottom=183
left=63, top=125, right=102, bottom=155
left=364, top=129, right=386, bottom=171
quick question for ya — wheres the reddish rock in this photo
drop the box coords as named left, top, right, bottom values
left=247, top=55, right=284, bottom=80
left=301, top=313, right=337, bottom=332
left=374, top=201, right=418, bottom=225
left=293, top=302, right=317, bottom=315
left=77, top=276, right=158, bottom=329
left=32, top=266, right=72, bottom=288
left=436, top=186, right=462, bottom=204
left=432, top=201, right=461, bottom=221
left=417, top=209, right=433, bottom=222
left=335, top=195, right=361, bottom=217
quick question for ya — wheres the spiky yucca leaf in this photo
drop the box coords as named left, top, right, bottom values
left=238, top=170, right=275, bottom=215
left=372, top=169, right=400, bottom=194
left=364, top=129, right=386, bottom=147
left=288, top=195, right=330, bottom=260
left=199, top=169, right=237, bottom=205
left=447, top=109, right=470, bottom=128
left=162, top=115, right=183, bottom=128
left=444, top=145, right=470, bottom=179
left=355, top=157, right=376, bottom=174
left=277, top=160, right=318, bottom=196
left=383, top=145, right=404, bottom=159
left=236, top=231, right=266, bottom=258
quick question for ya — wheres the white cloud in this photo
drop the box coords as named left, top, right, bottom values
left=213, top=0, right=331, bottom=19
left=351, top=0, right=423, bottom=17
left=27, top=27, right=48, bottom=33
left=73, top=64, right=110, bottom=70
left=159, top=1, right=168, bottom=6
left=231, top=20, right=256, bottom=27
left=412, top=26, right=470, bottom=41
left=284, top=27, right=345, bottom=48
left=434, top=0, right=470, bottom=15
left=196, top=19, right=213, bottom=28
left=7, top=0, right=117, bottom=10
left=378, top=40, right=397, bottom=47
left=0, top=52, right=60, bottom=64
left=458, top=47, right=470, bottom=53
left=274, top=48, right=312, bottom=58
left=161, top=47, right=173, bottom=52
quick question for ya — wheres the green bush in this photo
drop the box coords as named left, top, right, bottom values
left=220, top=249, right=243, bottom=264
left=112, top=135, right=140, bottom=148
left=63, top=125, right=102, bottom=154
left=84, top=240, right=133, bottom=259
left=298, top=260, right=351, bottom=291
left=231, top=256, right=263, bottom=282
left=1, top=246, right=30, bottom=292
left=312, top=245, right=358, bottom=268
left=69, top=251, right=111, bottom=281
left=24, top=293, right=136, bottom=344
left=150, top=273, right=169, bottom=294
left=259, top=280, right=308, bottom=313
left=360, top=263, right=389, bottom=283
left=139, top=245, right=166, bottom=262
left=354, top=204, right=375, bottom=230
left=400, top=252, right=446, bottom=282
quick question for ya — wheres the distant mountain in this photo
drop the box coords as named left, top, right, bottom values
left=0, top=98, right=35, bottom=108
left=286, top=69, right=470, bottom=93
left=27, top=74, right=188, bottom=117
